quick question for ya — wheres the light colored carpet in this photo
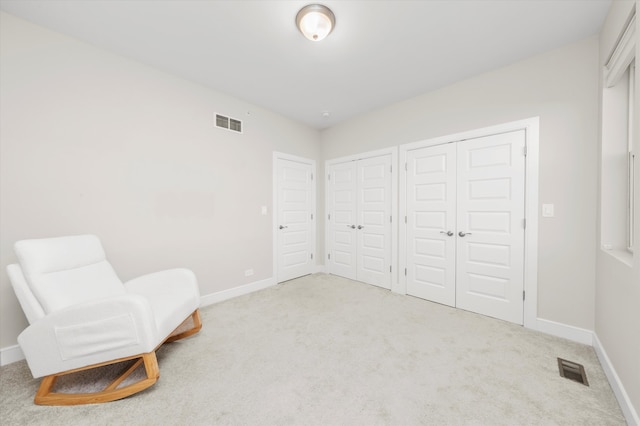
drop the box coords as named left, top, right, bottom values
left=0, top=273, right=626, bottom=425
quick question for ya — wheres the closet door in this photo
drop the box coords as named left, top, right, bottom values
left=455, top=131, right=526, bottom=324
left=357, top=155, right=392, bottom=289
left=405, top=144, right=457, bottom=306
left=403, top=130, right=526, bottom=324
left=327, top=162, right=357, bottom=280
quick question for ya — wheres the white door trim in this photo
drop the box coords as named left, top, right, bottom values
left=399, top=117, right=539, bottom=329
left=273, top=152, right=317, bottom=282
left=325, top=147, right=398, bottom=291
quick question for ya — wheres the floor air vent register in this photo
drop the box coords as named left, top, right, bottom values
left=557, top=358, right=589, bottom=386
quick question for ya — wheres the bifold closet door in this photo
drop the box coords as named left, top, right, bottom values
left=327, top=155, right=392, bottom=289
left=405, top=130, right=526, bottom=324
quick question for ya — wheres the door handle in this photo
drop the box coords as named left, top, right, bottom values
left=279, top=225, right=288, bottom=229
left=440, top=231, right=454, bottom=237
left=357, top=225, right=364, bottom=230
left=347, top=224, right=356, bottom=229
left=458, top=231, right=472, bottom=237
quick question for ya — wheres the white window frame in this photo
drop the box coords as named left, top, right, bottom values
left=603, top=10, right=636, bottom=260
left=626, top=62, right=635, bottom=252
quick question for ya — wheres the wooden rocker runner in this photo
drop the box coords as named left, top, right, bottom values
left=7, top=235, right=203, bottom=405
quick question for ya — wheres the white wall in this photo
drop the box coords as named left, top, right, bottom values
left=3, top=12, right=636, bottom=420
left=596, top=0, right=640, bottom=421
left=320, top=37, right=600, bottom=331
left=0, top=12, right=320, bottom=350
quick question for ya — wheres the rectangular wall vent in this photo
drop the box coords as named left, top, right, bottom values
left=215, top=113, right=242, bottom=133
left=557, top=358, right=589, bottom=386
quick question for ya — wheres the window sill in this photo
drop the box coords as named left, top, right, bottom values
left=601, top=248, right=633, bottom=267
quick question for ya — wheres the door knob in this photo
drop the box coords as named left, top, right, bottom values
left=458, top=231, right=472, bottom=237
left=279, top=225, right=288, bottom=229
left=357, top=225, right=364, bottom=230
left=440, top=231, right=454, bottom=236
left=346, top=224, right=356, bottom=229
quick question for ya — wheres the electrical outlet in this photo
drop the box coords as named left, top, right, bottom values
left=244, top=269, right=254, bottom=277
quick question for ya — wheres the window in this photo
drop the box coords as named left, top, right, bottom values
left=601, top=10, right=636, bottom=262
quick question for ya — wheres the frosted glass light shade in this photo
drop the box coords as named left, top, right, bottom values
left=296, top=4, right=335, bottom=41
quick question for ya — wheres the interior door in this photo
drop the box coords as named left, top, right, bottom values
left=276, top=158, right=314, bottom=283
left=327, top=161, right=357, bottom=280
left=357, top=155, right=392, bottom=289
left=455, top=131, right=526, bottom=324
left=406, top=143, right=457, bottom=306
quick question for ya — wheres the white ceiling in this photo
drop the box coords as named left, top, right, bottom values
left=0, top=0, right=611, bottom=129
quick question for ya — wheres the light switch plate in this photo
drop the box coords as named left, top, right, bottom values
left=542, top=204, right=554, bottom=217
left=261, top=206, right=267, bottom=215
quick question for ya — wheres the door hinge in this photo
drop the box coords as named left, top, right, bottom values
left=390, top=215, right=392, bottom=223
left=523, top=290, right=526, bottom=301
left=390, top=165, right=392, bottom=173
left=405, top=216, right=407, bottom=224
left=390, top=265, right=392, bottom=273
left=311, top=253, right=313, bottom=260
left=311, top=213, right=314, bottom=220
left=523, top=218, right=526, bottom=229
left=523, top=145, right=528, bottom=157
left=328, top=253, right=331, bottom=260
left=311, top=173, right=314, bottom=180
left=328, top=213, right=331, bottom=220
left=405, top=162, right=408, bottom=171
left=327, top=174, right=331, bottom=181
left=404, top=267, right=407, bottom=276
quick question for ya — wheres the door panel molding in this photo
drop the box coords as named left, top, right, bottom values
left=400, top=118, right=539, bottom=329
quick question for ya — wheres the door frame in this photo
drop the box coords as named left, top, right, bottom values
left=325, top=147, right=398, bottom=291
left=273, top=152, right=317, bottom=283
left=399, top=118, right=539, bottom=328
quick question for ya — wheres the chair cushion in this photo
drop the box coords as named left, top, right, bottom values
left=124, top=269, right=200, bottom=338
left=14, top=235, right=125, bottom=314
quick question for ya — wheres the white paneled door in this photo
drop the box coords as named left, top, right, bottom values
left=276, top=157, right=314, bottom=283
left=455, top=132, right=526, bottom=324
left=327, top=161, right=358, bottom=280
left=406, top=143, right=457, bottom=306
left=357, top=155, right=392, bottom=288
left=327, top=154, right=392, bottom=289
left=405, top=130, right=526, bottom=324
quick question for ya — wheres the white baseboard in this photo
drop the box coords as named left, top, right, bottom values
left=200, top=276, right=277, bottom=308
left=0, top=344, right=24, bottom=366
left=534, top=318, right=594, bottom=345
left=593, top=333, right=640, bottom=426
left=534, top=320, right=639, bottom=424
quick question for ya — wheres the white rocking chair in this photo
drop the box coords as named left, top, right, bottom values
left=7, top=234, right=202, bottom=405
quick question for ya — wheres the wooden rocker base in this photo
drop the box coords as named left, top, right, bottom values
left=34, top=309, right=202, bottom=406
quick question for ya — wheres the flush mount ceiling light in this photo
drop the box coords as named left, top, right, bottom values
left=296, top=4, right=335, bottom=41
